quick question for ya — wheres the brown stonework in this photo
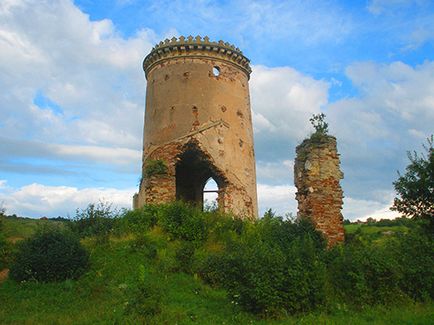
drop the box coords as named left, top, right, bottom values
left=133, top=36, right=258, bottom=219
left=294, top=135, right=345, bottom=246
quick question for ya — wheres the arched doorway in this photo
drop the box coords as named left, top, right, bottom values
left=175, top=143, right=225, bottom=209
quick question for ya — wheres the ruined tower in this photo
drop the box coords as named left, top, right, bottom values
left=294, top=135, right=345, bottom=246
left=133, top=36, right=258, bottom=219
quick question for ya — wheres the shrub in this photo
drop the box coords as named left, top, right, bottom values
left=125, top=265, right=162, bottom=319
left=159, top=202, right=207, bottom=242
left=198, top=216, right=327, bottom=317
left=196, top=252, right=230, bottom=287
left=10, top=227, right=89, bottom=282
left=129, top=234, right=158, bottom=260
left=327, top=242, right=402, bottom=307
left=175, top=241, right=195, bottom=273
left=0, top=233, right=13, bottom=270
left=144, top=159, right=168, bottom=177
left=71, top=201, right=119, bottom=242
left=392, top=230, right=434, bottom=300
left=121, top=205, right=159, bottom=235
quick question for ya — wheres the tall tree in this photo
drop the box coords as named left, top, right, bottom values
left=391, top=136, right=434, bottom=231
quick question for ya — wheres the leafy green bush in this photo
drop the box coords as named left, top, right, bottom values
left=121, top=205, right=159, bottom=235
left=0, top=233, right=13, bottom=270
left=125, top=265, right=162, bottom=319
left=71, top=201, right=119, bottom=242
left=392, top=230, right=434, bottom=300
left=129, top=234, right=158, bottom=260
left=175, top=241, right=195, bottom=273
left=327, top=242, right=402, bottom=307
left=144, top=159, right=168, bottom=177
left=159, top=202, right=208, bottom=242
left=10, top=227, right=89, bottom=282
left=196, top=252, right=230, bottom=287
left=198, top=216, right=327, bottom=317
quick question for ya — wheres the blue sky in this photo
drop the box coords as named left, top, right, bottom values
left=0, top=0, right=433, bottom=219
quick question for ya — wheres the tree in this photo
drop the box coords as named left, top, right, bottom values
left=309, top=113, right=329, bottom=136
left=391, top=136, right=433, bottom=231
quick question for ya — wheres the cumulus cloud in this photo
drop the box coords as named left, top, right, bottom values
left=0, top=136, right=141, bottom=170
left=256, top=160, right=293, bottom=184
left=326, top=60, right=434, bottom=201
left=0, top=0, right=154, bottom=149
left=343, top=196, right=401, bottom=221
left=251, top=65, right=329, bottom=138
left=257, top=183, right=297, bottom=217
left=250, top=65, right=329, bottom=161
left=0, top=181, right=135, bottom=218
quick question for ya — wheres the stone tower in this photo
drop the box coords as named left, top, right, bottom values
left=294, top=135, right=345, bottom=246
left=133, top=36, right=258, bottom=219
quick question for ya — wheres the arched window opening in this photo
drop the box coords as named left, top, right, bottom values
left=203, top=177, right=219, bottom=211
left=175, top=143, right=226, bottom=210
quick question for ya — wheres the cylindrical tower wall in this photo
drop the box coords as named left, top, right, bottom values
left=136, top=36, right=258, bottom=219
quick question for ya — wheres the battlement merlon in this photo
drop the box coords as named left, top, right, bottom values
left=143, top=35, right=252, bottom=79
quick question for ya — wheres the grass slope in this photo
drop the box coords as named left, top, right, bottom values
left=0, top=217, right=432, bottom=324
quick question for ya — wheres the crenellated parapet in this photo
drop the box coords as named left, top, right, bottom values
left=143, top=35, right=251, bottom=78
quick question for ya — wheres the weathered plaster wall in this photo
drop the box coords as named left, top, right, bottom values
left=294, top=136, right=345, bottom=246
left=134, top=37, right=258, bottom=219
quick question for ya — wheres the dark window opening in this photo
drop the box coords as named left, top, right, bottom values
left=176, top=144, right=224, bottom=210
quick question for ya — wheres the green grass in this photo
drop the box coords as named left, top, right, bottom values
left=1, top=235, right=432, bottom=324
left=344, top=224, right=409, bottom=235
left=0, top=217, right=432, bottom=324
left=2, top=217, right=65, bottom=242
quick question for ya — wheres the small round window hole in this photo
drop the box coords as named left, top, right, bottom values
left=213, top=66, right=220, bottom=77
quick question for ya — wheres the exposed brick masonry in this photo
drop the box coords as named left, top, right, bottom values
left=294, top=135, right=345, bottom=246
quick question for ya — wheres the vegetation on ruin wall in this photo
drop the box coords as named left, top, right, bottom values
left=0, top=203, right=433, bottom=323
left=144, top=159, right=168, bottom=177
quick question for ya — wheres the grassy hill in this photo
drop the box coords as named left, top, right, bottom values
left=0, top=208, right=433, bottom=324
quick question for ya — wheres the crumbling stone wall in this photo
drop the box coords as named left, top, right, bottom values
left=133, top=36, right=258, bottom=219
left=294, top=135, right=345, bottom=246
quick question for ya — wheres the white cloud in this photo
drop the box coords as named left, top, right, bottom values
left=0, top=0, right=155, bottom=150
left=325, top=60, right=434, bottom=200
left=343, top=196, right=401, bottom=221
left=344, top=61, right=434, bottom=124
left=250, top=65, right=329, bottom=140
left=256, top=160, right=293, bottom=184
left=257, top=183, right=297, bottom=217
left=0, top=180, right=7, bottom=189
left=0, top=136, right=141, bottom=168
left=0, top=182, right=135, bottom=218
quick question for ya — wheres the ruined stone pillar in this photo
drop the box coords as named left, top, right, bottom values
left=133, top=36, right=258, bottom=219
left=294, top=135, right=345, bottom=246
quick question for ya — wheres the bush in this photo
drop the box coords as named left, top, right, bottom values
left=0, top=233, right=13, bottom=270
left=10, top=227, right=89, bottom=282
left=198, top=215, right=327, bottom=317
left=392, top=230, right=434, bottom=300
left=159, top=202, right=208, bottom=242
left=121, top=205, right=159, bottom=235
left=327, top=242, right=403, bottom=307
left=175, top=242, right=195, bottom=273
left=125, top=265, right=162, bottom=319
left=129, top=234, right=158, bottom=260
left=144, top=159, right=168, bottom=177
left=71, top=201, right=119, bottom=242
left=196, top=252, right=230, bottom=287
